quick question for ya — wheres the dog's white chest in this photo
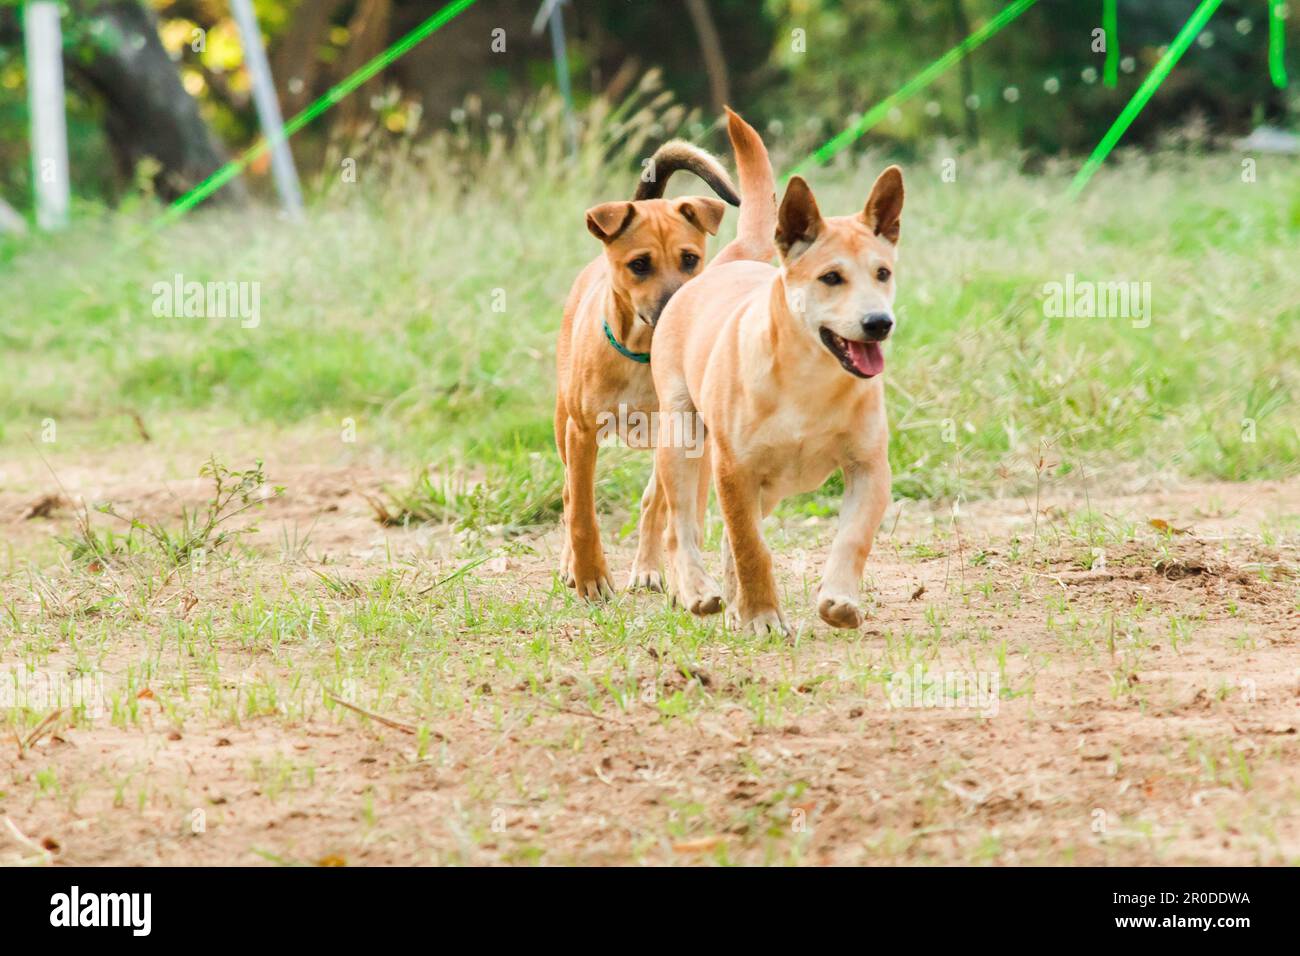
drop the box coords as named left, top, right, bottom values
left=745, top=414, right=843, bottom=497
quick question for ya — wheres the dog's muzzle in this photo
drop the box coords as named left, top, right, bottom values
left=640, top=289, right=681, bottom=327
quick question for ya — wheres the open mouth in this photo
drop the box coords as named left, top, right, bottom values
left=819, top=328, right=885, bottom=378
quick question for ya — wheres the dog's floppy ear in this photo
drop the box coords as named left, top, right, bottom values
left=775, top=176, right=823, bottom=259
left=586, top=201, right=636, bottom=243
left=674, top=196, right=726, bottom=236
left=862, top=165, right=904, bottom=244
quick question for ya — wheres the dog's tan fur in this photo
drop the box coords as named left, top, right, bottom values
left=554, top=133, right=746, bottom=600
left=652, top=122, right=904, bottom=635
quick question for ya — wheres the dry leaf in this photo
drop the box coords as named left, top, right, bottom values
left=21, top=494, right=66, bottom=520
left=672, top=836, right=723, bottom=854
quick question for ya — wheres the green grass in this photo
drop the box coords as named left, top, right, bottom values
left=2, top=93, right=1298, bottom=526
left=4, top=495, right=1294, bottom=864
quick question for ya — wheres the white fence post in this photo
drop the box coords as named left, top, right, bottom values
left=230, top=0, right=304, bottom=217
left=24, top=1, right=70, bottom=230
left=534, top=0, right=576, bottom=155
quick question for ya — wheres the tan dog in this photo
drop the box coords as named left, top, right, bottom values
left=652, top=128, right=904, bottom=635
left=554, top=133, right=741, bottom=600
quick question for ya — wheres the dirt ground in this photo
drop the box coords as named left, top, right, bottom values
left=1, top=444, right=1297, bottom=866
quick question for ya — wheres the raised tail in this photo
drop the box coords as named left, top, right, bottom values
left=633, top=141, right=740, bottom=206
left=712, top=107, right=778, bottom=266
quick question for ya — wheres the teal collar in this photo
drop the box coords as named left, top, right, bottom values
left=603, top=318, right=650, bottom=364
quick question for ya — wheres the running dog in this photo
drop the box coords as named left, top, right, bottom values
left=554, top=126, right=745, bottom=600
left=652, top=129, right=904, bottom=635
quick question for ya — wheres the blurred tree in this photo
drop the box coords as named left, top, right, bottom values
left=949, top=0, right=979, bottom=142
left=683, top=0, right=729, bottom=113
left=272, top=0, right=345, bottom=116
left=334, top=0, right=390, bottom=131
left=64, top=0, right=246, bottom=201
left=573, top=0, right=774, bottom=116
left=0, top=0, right=244, bottom=206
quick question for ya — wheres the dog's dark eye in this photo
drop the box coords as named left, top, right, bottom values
left=819, top=271, right=844, bottom=286
left=876, top=267, right=892, bottom=282
left=628, top=256, right=651, bottom=276
left=681, top=252, right=699, bottom=271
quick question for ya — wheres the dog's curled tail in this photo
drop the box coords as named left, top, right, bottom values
left=712, top=107, right=778, bottom=266
left=633, top=141, right=740, bottom=206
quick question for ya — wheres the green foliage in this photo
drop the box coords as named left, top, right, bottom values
left=4, top=0, right=1297, bottom=212
left=60, top=457, right=282, bottom=567
left=4, top=94, right=1299, bottom=532
left=762, top=0, right=1300, bottom=156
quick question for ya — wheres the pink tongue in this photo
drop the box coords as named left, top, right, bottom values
left=847, top=340, right=885, bottom=377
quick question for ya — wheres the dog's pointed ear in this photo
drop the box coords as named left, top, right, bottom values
left=586, top=201, right=636, bottom=243
left=776, top=176, right=823, bottom=259
left=862, top=165, right=904, bottom=244
left=675, top=196, right=726, bottom=236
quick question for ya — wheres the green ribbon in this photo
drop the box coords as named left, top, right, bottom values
left=1103, top=0, right=1119, bottom=88
left=1270, top=1, right=1288, bottom=89
left=603, top=319, right=650, bottom=364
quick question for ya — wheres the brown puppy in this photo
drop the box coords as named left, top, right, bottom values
left=554, top=135, right=739, bottom=600
left=652, top=133, right=904, bottom=635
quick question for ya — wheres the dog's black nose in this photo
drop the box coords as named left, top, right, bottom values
left=862, top=312, right=894, bottom=341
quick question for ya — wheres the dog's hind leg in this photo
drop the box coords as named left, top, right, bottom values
left=817, top=460, right=891, bottom=629
left=628, top=464, right=666, bottom=592
left=564, top=416, right=614, bottom=601
left=694, top=438, right=712, bottom=528
left=657, top=415, right=722, bottom=615
left=720, top=527, right=737, bottom=606
left=559, top=481, right=575, bottom=587
left=555, top=400, right=575, bottom=587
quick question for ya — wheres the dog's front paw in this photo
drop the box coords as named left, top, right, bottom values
left=689, top=591, right=723, bottom=615
left=673, top=571, right=723, bottom=616
left=817, top=593, right=862, bottom=629
left=572, top=569, right=614, bottom=602
left=627, top=566, right=663, bottom=592
left=726, top=605, right=790, bottom=638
